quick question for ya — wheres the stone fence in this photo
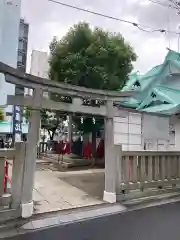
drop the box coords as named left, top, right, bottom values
left=114, top=145, right=180, bottom=201
left=0, top=142, right=26, bottom=222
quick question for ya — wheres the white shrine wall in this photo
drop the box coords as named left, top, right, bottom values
left=172, top=115, right=180, bottom=150
left=113, top=110, right=173, bottom=151
left=114, top=111, right=142, bottom=151
left=142, top=114, right=169, bottom=151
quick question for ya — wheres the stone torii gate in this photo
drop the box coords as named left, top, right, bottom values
left=0, top=62, right=133, bottom=218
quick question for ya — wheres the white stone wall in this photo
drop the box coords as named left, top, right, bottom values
left=114, top=110, right=171, bottom=151
left=114, top=111, right=142, bottom=151
left=172, top=115, right=180, bottom=150
left=143, top=114, right=169, bottom=151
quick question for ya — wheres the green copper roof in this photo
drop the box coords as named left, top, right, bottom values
left=120, top=49, right=180, bottom=115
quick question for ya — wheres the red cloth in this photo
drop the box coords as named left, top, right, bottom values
left=64, top=142, right=71, bottom=154
left=56, top=141, right=65, bottom=155
left=96, top=139, right=104, bottom=158
left=56, top=141, right=71, bottom=155
left=4, top=161, right=9, bottom=193
left=82, top=142, right=92, bottom=159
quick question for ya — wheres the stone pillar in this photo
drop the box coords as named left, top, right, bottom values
left=103, top=100, right=117, bottom=203
left=115, top=144, right=122, bottom=196
left=11, top=142, right=26, bottom=208
left=21, top=88, right=43, bottom=218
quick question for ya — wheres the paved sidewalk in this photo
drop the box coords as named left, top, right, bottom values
left=8, top=159, right=105, bottom=214
left=33, top=167, right=104, bottom=214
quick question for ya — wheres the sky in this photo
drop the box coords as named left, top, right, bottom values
left=21, top=0, right=180, bottom=74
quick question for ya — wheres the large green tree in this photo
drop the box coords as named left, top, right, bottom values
left=49, top=22, right=136, bottom=89
left=48, top=22, right=137, bottom=134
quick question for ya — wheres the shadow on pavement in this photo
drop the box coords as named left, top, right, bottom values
left=58, top=171, right=105, bottom=199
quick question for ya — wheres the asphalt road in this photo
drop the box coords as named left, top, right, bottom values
left=6, top=202, right=180, bottom=240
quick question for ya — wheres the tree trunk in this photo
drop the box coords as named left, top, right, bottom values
left=50, top=135, right=54, bottom=141
left=48, top=130, right=55, bottom=141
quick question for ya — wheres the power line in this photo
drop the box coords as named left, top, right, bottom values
left=168, top=0, right=180, bottom=9
left=48, top=0, right=141, bottom=26
left=48, top=0, right=180, bottom=35
left=148, top=0, right=179, bottom=9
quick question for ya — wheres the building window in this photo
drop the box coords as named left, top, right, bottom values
left=24, top=25, right=29, bottom=36
left=23, top=41, right=27, bottom=51
left=7, top=1, right=13, bottom=5
left=6, top=112, right=12, bottom=116
left=18, top=55, right=23, bottom=62
left=18, top=40, right=23, bottom=50
left=19, top=26, right=24, bottom=39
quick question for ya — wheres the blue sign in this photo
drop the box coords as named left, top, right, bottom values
left=12, top=105, right=22, bottom=142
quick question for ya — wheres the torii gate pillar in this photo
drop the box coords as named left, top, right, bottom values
left=103, top=100, right=117, bottom=203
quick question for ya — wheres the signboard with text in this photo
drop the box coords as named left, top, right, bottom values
left=12, top=105, right=22, bottom=142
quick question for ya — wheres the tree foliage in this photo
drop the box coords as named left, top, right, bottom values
left=0, top=109, right=4, bottom=121
left=48, top=22, right=137, bottom=134
left=40, top=110, right=65, bottom=140
left=24, top=108, right=65, bottom=140
left=49, top=22, right=137, bottom=90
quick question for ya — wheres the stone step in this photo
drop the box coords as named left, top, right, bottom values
left=0, top=208, right=21, bottom=224
left=123, top=191, right=180, bottom=209
left=0, top=203, right=111, bottom=236
left=0, top=194, right=11, bottom=207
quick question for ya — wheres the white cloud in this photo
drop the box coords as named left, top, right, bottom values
left=21, top=0, right=180, bottom=74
